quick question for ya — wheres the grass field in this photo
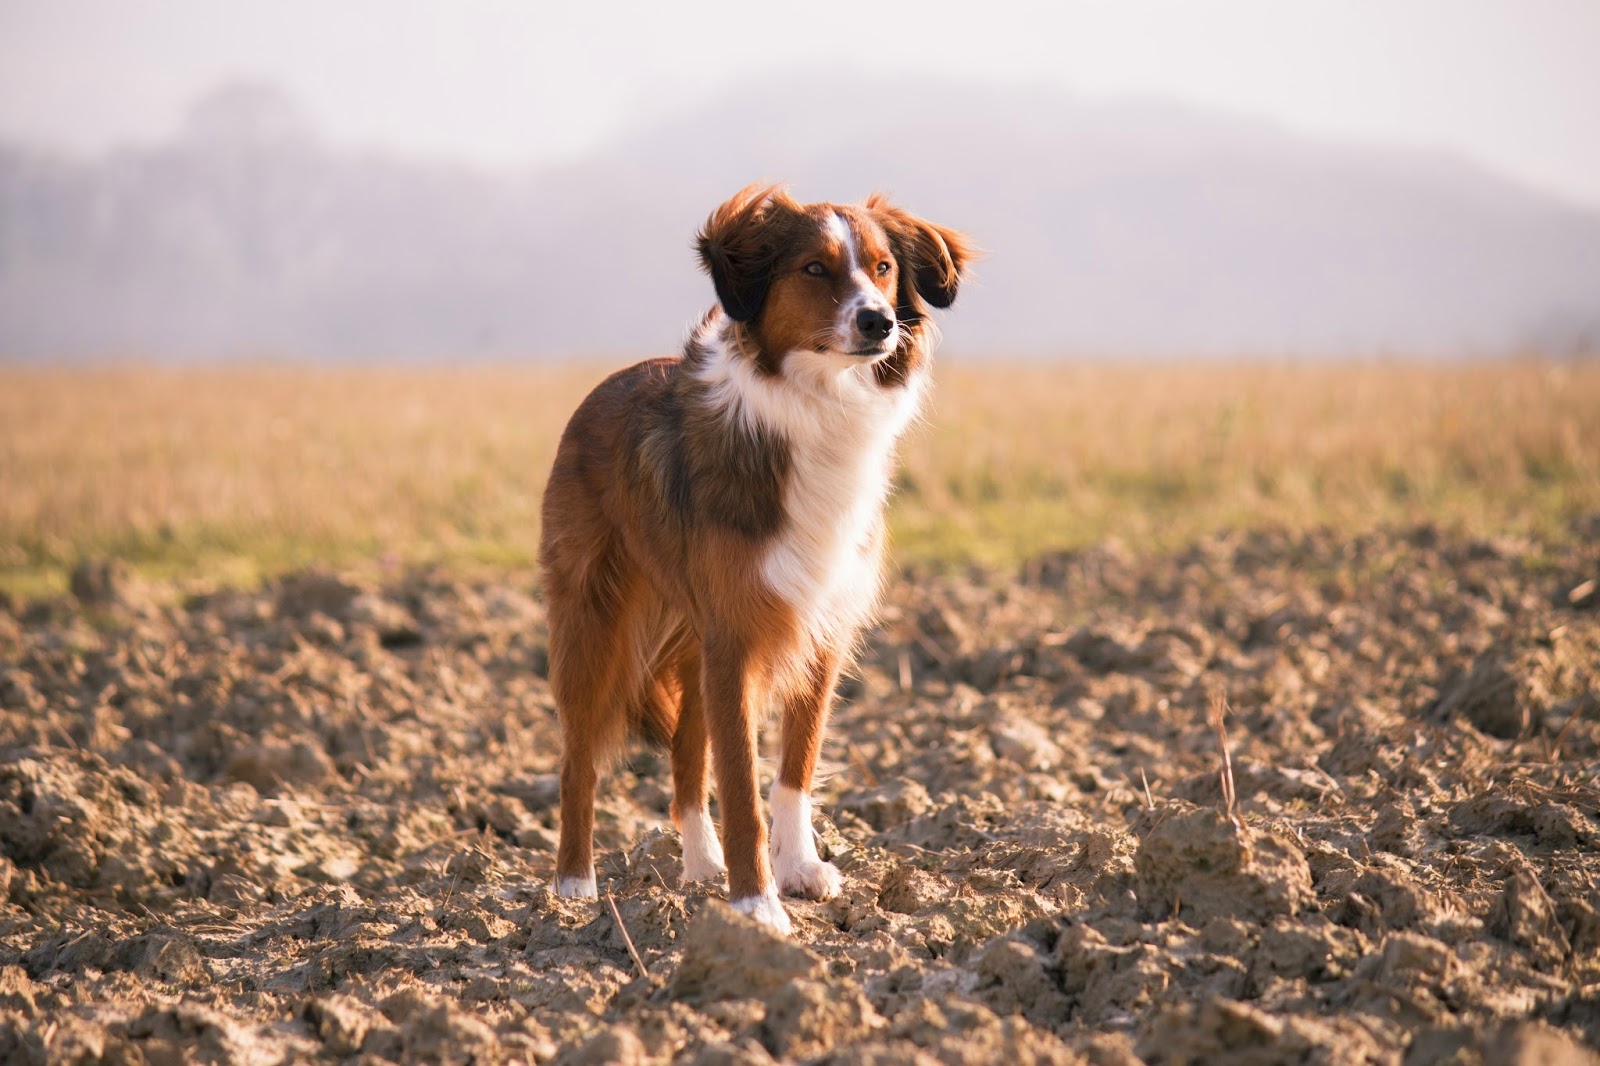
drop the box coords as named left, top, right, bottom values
left=3, top=357, right=1598, bottom=599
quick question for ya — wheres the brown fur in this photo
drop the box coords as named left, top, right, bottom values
left=540, top=183, right=971, bottom=910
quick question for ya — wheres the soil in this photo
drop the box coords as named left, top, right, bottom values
left=2, top=523, right=1598, bottom=1064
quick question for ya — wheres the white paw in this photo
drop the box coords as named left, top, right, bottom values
left=775, top=856, right=843, bottom=901
left=681, top=852, right=728, bottom=885
left=731, top=889, right=793, bottom=934
left=678, top=808, right=728, bottom=886
left=768, top=783, right=842, bottom=900
left=554, top=872, right=597, bottom=899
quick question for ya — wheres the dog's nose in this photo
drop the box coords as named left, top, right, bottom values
left=856, top=308, right=894, bottom=341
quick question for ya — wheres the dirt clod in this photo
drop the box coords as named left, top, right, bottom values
left=670, top=902, right=826, bottom=1004
left=1133, top=802, right=1313, bottom=923
left=69, top=557, right=130, bottom=606
left=1489, top=866, right=1572, bottom=966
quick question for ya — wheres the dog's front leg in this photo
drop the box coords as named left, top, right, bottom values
left=771, top=648, right=844, bottom=901
left=701, top=629, right=789, bottom=933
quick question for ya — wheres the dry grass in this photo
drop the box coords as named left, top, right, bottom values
left=901, top=359, right=1600, bottom=564
left=3, top=358, right=1597, bottom=598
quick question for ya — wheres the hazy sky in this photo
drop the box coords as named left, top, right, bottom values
left=3, top=0, right=1598, bottom=208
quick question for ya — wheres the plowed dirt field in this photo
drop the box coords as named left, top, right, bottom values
left=3, top=524, right=1598, bottom=1063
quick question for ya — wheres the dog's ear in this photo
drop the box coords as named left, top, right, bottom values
left=696, top=183, right=803, bottom=322
left=866, top=193, right=974, bottom=313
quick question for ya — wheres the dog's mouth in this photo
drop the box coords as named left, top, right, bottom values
left=840, top=337, right=898, bottom=359
left=815, top=343, right=893, bottom=360
left=817, top=323, right=899, bottom=361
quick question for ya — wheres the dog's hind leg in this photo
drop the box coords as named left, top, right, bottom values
left=666, top=642, right=725, bottom=885
left=546, top=548, right=646, bottom=899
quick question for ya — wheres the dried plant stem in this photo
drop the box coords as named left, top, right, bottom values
left=1210, top=694, right=1239, bottom=824
left=1545, top=698, right=1587, bottom=763
left=606, top=888, right=650, bottom=979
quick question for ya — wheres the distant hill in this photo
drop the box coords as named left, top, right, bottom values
left=3, top=78, right=1598, bottom=360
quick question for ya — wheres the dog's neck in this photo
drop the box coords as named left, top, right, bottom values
left=685, top=308, right=928, bottom=449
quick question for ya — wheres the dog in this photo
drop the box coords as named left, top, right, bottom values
left=538, top=183, right=971, bottom=932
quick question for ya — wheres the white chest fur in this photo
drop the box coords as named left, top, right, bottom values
left=695, top=320, right=925, bottom=648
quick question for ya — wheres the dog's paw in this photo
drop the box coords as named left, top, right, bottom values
left=768, top=784, right=841, bottom=901
left=730, top=889, right=793, bottom=934
left=775, top=856, right=842, bottom=901
left=678, top=810, right=728, bottom=886
left=681, top=854, right=728, bottom=885
left=554, top=872, right=598, bottom=899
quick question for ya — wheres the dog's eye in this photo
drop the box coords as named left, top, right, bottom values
left=876, top=260, right=892, bottom=276
left=803, top=262, right=828, bottom=278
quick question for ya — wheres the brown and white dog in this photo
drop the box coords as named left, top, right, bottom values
left=538, top=183, right=970, bottom=932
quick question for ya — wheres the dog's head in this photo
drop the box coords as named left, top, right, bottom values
left=696, top=184, right=972, bottom=373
